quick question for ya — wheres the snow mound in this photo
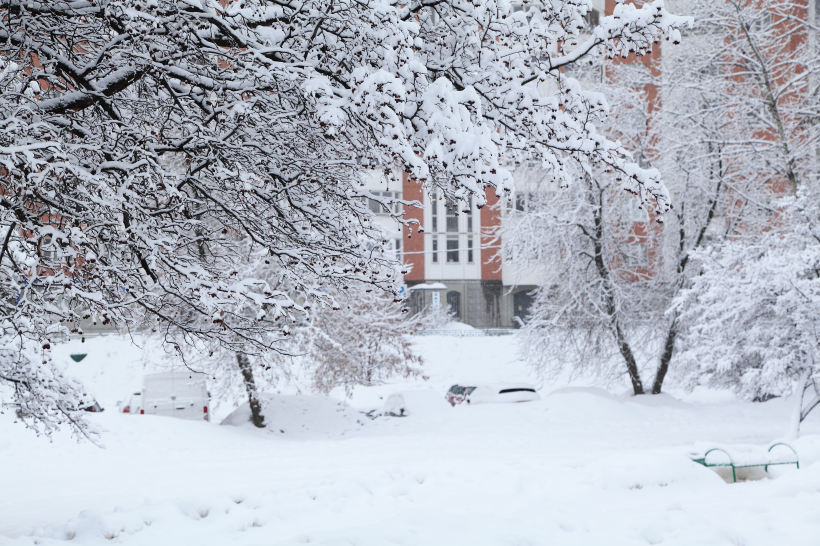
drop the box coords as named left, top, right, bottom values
left=582, top=452, right=725, bottom=490
left=443, top=322, right=475, bottom=331
left=792, top=434, right=820, bottom=466
left=375, top=390, right=451, bottom=417
left=619, top=392, right=688, bottom=407
left=548, top=386, right=616, bottom=399
left=381, top=394, right=406, bottom=417
left=220, top=394, right=364, bottom=438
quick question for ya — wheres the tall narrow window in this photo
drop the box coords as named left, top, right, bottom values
left=467, top=236, right=474, bottom=263
left=466, top=196, right=473, bottom=232
left=368, top=192, right=382, bottom=214
left=446, top=202, right=458, bottom=232
left=432, top=237, right=438, bottom=263
left=446, top=237, right=459, bottom=263
left=431, top=192, right=438, bottom=233
left=515, top=193, right=526, bottom=212
left=41, top=235, right=55, bottom=259
left=585, top=8, right=599, bottom=28
left=392, top=192, right=402, bottom=214
left=446, top=291, right=462, bottom=320
left=394, top=238, right=401, bottom=261
left=622, top=241, right=649, bottom=267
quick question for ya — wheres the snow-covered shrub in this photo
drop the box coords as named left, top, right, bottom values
left=302, top=286, right=426, bottom=396
left=676, top=193, right=820, bottom=435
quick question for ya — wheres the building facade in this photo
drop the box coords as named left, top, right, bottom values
left=359, top=167, right=537, bottom=329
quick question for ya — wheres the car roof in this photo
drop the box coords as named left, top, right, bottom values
left=453, top=383, right=537, bottom=391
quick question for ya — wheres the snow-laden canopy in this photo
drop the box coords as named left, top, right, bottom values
left=0, top=0, right=690, bottom=435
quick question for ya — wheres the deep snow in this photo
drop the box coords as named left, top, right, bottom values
left=1, top=333, right=819, bottom=545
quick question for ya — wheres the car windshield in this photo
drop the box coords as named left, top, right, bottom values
left=498, top=388, right=536, bottom=394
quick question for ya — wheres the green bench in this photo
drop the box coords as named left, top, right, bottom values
left=690, top=443, right=799, bottom=483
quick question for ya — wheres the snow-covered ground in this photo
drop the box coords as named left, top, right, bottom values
left=2, top=334, right=820, bottom=545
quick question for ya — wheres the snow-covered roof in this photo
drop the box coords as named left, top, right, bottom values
left=408, top=283, right=448, bottom=290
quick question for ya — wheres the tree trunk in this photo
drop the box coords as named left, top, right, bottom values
left=652, top=316, right=678, bottom=394
left=586, top=176, right=645, bottom=396
left=786, top=368, right=810, bottom=440
left=614, top=321, right=645, bottom=395
left=237, top=353, right=265, bottom=428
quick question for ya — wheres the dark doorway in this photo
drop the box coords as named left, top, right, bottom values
left=513, top=291, right=534, bottom=329
left=446, top=291, right=462, bottom=320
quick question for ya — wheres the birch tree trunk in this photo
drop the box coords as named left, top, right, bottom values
left=786, top=368, right=810, bottom=440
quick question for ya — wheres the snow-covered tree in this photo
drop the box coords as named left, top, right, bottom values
left=159, top=252, right=420, bottom=428
left=652, top=0, right=820, bottom=394
left=503, top=64, right=667, bottom=395
left=505, top=170, right=665, bottom=395
left=675, top=192, right=820, bottom=437
left=0, top=0, right=691, bottom=435
left=507, top=0, right=820, bottom=396
left=302, top=286, right=425, bottom=396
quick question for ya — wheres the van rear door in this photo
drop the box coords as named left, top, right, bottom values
left=143, top=373, right=209, bottom=421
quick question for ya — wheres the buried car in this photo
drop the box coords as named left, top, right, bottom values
left=446, top=383, right=540, bottom=406
left=371, top=390, right=452, bottom=418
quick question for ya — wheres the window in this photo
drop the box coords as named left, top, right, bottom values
left=366, top=191, right=401, bottom=215
left=623, top=198, right=649, bottom=223
left=41, top=235, right=55, bottom=259
left=420, top=6, right=440, bottom=25
left=446, top=237, right=459, bottom=263
left=750, top=11, right=772, bottom=33
left=513, top=290, right=534, bottom=329
left=515, top=193, right=526, bottom=212
left=511, top=3, right=540, bottom=21
left=467, top=236, right=474, bottom=263
left=432, top=237, right=438, bottom=263
left=622, top=241, right=649, bottom=267
left=446, top=202, right=458, bottom=232
left=466, top=196, right=473, bottom=232
left=367, top=197, right=380, bottom=214
left=446, top=291, right=462, bottom=319
left=431, top=192, right=439, bottom=232
left=637, top=151, right=650, bottom=169
left=585, top=9, right=599, bottom=29
left=392, top=238, right=401, bottom=261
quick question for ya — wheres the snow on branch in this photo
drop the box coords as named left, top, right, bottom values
left=0, top=0, right=690, bottom=435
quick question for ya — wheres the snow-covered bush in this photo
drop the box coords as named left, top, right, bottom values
left=676, top=193, right=820, bottom=436
left=302, top=286, right=425, bottom=396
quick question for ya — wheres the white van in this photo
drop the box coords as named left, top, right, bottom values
left=141, top=373, right=211, bottom=422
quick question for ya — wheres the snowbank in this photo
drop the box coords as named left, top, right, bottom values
left=2, top=335, right=820, bottom=545
left=442, top=321, right=475, bottom=331
left=221, top=394, right=365, bottom=438
left=374, top=389, right=451, bottom=418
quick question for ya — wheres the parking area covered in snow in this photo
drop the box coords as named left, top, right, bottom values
left=1, top=334, right=819, bottom=545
